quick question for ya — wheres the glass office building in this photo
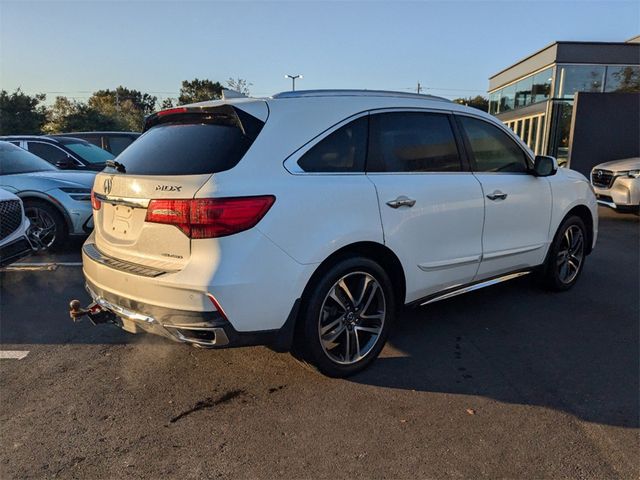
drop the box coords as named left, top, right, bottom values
left=488, top=38, right=640, bottom=164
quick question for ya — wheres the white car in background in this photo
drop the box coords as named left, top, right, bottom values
left=591, top=157, right=640, bottom=214
left=0, top=188, right=33, bottom=267
left=71, top=89, right=598, bottom=377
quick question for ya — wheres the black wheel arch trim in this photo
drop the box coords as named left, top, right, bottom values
left=16, top=191, right=73, bottom=232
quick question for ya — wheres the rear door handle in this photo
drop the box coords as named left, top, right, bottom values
left=386, top=196, right=416, bottom=208
left=486, top=190, right=508, bottom=201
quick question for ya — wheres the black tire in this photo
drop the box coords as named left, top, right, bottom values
left=541, top=215, right=587, bottom=291
left=23, top=200, right=67, bottom=251
left=295, top=256, right=395, bottom=377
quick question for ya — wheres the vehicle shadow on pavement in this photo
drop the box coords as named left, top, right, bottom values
left=1, top=210, right=637, bottom=431
left=0, top=267, right=158, bottom=346
left=352, top=212, right=639, bottom=430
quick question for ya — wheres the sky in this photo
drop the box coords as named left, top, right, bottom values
left=1, top=0, right=638, bottom=104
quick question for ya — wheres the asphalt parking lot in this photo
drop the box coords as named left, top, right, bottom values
left=0, top=207, right=638, bottom=479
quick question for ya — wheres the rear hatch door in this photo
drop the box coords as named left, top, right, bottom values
left=91, top=102, right=267, bottom=272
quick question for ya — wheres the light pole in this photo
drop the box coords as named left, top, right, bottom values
left=285, top=74, right=303, bottom=91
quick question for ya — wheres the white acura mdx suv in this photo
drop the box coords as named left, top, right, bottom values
left=71, top=90, right=598, bottom=377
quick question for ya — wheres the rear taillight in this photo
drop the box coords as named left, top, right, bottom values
left=145, top=196, right=275, bottom=239
left=91, top=189, right=101, bottom=210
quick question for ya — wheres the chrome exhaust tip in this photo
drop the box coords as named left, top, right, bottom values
left=163, top=325, right=230, bottom=347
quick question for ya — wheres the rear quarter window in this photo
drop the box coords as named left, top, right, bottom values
left=114, top=123, right=254, bottom=175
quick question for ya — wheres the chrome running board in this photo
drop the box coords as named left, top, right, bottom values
left=419, top=271, right=531, bottom=306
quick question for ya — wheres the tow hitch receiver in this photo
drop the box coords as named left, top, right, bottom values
left=69, top=299, right=115, bottom=325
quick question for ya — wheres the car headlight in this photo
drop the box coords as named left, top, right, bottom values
left=626, top=170, right=640, bottom=178
left=59, top=187, right=91, bottom=201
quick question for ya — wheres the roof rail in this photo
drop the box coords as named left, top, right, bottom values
left=272, top=89, right=451, bottom=102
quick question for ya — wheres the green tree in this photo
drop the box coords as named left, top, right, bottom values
left=226, top=77, right=252, bottom=96
left=88, top=87, right=157, bottom=131
left=160, top=98, right=175, bottom=109
left=178, top=78, right=223, bottom=104
left=0, top=89, right=47, bottom=135
left=453, top=95, right=489, bottom=112
left=90, top=87, right=157, bottom=116
left=43, top=96, right=120, bottom=133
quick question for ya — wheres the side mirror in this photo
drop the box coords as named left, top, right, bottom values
left=533, top=155, right=558, bottom=177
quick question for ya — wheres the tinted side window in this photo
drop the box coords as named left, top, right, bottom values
left=27, top=142, right=69, bottom=164
left=108, top=136, right=134, bottom=156
left=459, top=116, right=529, bottom=173
left=298, top=117, right=368, bottom=173
left=368, top=112, right=461, bottom=172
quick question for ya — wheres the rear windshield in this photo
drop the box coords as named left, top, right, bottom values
left=113, top=123, right=255, bottom=176
left=0, top=142, right=57, bottom=174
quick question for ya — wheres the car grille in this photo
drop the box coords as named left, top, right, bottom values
left=0, top=200, right=22, bottom=241
left=591, top=169, right=615, bottom=188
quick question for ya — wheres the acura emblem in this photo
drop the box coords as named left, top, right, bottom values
left=104, top=177, right=113, bottom=195
left=596, top=170, right=603, bottom=178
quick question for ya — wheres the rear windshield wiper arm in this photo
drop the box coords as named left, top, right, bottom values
left=106, top=159, right=126, bottom=173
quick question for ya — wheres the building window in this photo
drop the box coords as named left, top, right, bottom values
left=604, top=65, right=640, bottom=92
left=500, top=84, right=516, bottom=111
left=557, top=65, right=606, bottom=98
left=489, top=91, right=500, bottom=114
left=531, top=68, right=553, bottom=103
left=549, top=101, right=573, bottom=165
left=515, top=76, right=533, bottom=108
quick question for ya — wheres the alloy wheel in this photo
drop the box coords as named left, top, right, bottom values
left=318, top=271, right=386, bottom=365
left=25, top=206, right=57, bottom=250
left=556, top=224, right=584, bottom=284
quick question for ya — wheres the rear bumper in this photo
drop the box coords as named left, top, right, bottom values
left=84, top=279, right=299, bottom=350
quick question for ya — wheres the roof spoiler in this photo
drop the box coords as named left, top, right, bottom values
left=143, top=104, right=264, bottom=140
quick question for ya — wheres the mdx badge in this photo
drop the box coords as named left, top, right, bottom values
left=155, top=185, right=182, bottom=192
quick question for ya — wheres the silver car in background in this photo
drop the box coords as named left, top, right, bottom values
left=591, top=157, right=640, bottom=214
left=0, top=141, right=95, bottom=250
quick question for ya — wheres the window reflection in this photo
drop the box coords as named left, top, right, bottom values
left=489, top=91, right=500, bottom=114
left=557, top=65, right=605, bottom=98
left=500, top=84, right=515, bottom=111
left=604, top=66, right=640, bottom=92
left=515, top=76, right=533, bottom=108
left=531, top=68, right=552, bottom=103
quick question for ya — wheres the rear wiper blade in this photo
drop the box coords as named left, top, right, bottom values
left=106, top=160, right=126, bottom=173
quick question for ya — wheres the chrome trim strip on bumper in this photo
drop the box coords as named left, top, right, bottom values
left=85, top=285, right=230, bottom=347
left=597, top=199, right=618, bottom=209
left=94, top=193, right=150, bottom=209
left=420, top=271, right=531, bottom=306
left=83, top=243, right=175, bottom=278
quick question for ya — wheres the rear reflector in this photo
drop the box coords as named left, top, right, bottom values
left=91, top=189, right=101, bottom=210
left=145, top=196, right=275, bottom=238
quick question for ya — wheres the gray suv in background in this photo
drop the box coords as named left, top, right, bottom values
left=0, top=135, right=114, bottom=171
left=51, top=131, right=140, bottom=156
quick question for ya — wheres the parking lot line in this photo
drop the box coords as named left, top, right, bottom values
left=3, top=262, right=83, bottom=271
left=0, top=351, right=29, bottom=360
